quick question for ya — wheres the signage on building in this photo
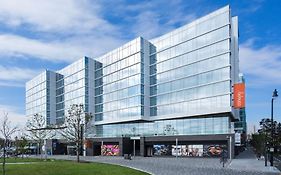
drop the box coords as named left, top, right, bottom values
left=130, top=137, right=140, bottom=140
left=101, top=145, right=119, bottom=156
left=235, top=133, right=241, bottom=146
left=234, top=83, right=245, bottom=108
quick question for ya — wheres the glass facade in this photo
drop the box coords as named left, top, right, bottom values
left=58, top=59, right=86, bottom=106
left=96, top=116, right=229, bottom=137
left=26, top=6, right=241, bottom=139
left=149, top=9, right=231, bottom=119
left=26, top=71, right=51, bottom=124
left=55, top=73, right=64, bottom=123
left=94, top=38, right=145, bottom=123
left=56, top=57, right=92, bottom=124
left=234, top=108, right=246, bottom=131
left=26, top=57, right=95, bottom=125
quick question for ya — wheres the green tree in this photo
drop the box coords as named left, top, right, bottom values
left=251, top=118, right=281, bottom=157
left=15, top=136, right=28, bottom=158
left=251, top=133, right=266, bottom=156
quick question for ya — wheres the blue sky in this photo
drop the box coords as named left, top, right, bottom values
left=0, top=0, right=280, bottom=131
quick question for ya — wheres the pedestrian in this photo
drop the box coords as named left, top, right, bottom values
left=220, top=149, right=227, bottom=167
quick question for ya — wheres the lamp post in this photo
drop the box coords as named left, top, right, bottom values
left=270, top=89, right=278, bottom=166
left=226, top=136, right=232, bottom=160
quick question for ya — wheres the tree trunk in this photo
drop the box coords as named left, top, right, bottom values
left=37, top=142, right=40, bottom=157
left=2, top=141, right=6, bottom=175
left=76, top=142, right=80, bottom=162
left=21, top=148, right=24, bottom=159
left=39, top=142, right=43, bottom=159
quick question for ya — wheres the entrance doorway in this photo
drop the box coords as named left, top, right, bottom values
left=131, top=137, right=140, bottom=156
left=146, top=146, right=153, bottom=157
left=93, top=144, right=101, bottom=156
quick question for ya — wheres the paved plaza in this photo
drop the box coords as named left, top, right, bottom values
left=228, top=147, right=279, bottom=174
left=45, top=148, right=280, bottom=175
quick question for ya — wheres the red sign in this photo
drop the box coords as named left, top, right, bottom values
left=234, top=83, right=245, bottom=108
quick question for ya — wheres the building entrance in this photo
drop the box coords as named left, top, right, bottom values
left=131, top=137, right=140, bottom=156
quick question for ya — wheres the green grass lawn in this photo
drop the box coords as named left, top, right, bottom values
left=0, top=158, right=149, bottom=175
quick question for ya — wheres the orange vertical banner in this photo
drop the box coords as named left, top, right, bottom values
left=234, top=83, right=245, bottom=108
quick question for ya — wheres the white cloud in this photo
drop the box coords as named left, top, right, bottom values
left=0, top=105, right=27, bottom=130
left=240, top=40, right=281, bottom=86
left=128, top=1, right=197, bottom=39
left=0, top=34, right=86, bottom=62
left=0, top=34, right=126, bottom=63
left=0, top=65, right=42, bottom=87
left=0, top=0, right=127, bottom=63
left=130, top=9, right=192, bottom=39
left=0, top=81, right=25, bottom=88
left=0, top=65, right=41, bottom=81
left=131, top=11, right=167, bottom=39
left=0, top=0, right=198, bottom=63
left=0, top=0, right=115, bottom=34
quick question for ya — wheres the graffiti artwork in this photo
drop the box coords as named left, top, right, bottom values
left=172, top=145, right=203, bottom=157
left=153, top=144, right=226, bottom=157
left=203, top=145, right=226, bottom=157
left=101, top=145, right=119, bottom=156
left=153, top=145, right=172, bottom=156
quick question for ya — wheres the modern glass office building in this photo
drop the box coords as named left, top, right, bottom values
left=26, top=70, right=56, bottom=125
left=26, top=58, right=96, bottom=125
left=26, top=5, right=245, bottom=158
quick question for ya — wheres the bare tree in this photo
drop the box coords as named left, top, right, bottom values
left=59, top=104, right=92, bottom=162
left=26, top=114, right=55, bottom=159
left=0, top=112, right=18, bottom=175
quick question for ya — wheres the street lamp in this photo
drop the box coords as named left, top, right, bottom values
left=270, top=89, right=278, bottom=166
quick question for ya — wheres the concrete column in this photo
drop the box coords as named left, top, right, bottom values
left=227, top=134, right=235, bottom=159
left=133, top=139, right=136, bottom=157
left=85, top=140, right=93, bottom=156
left=46, top=139, right=53, bottom=155
left=119, top=138, right=123, bottom=156
left=140, top=137, right=145, bottom=157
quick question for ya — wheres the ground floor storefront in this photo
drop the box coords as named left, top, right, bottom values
left=87, top=134, right=235, bottom=159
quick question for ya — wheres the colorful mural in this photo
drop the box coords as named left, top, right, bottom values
left=153, top=145, right=172, bottom=156
left=153, top=144, right=227, bottom=157
left=101, top=145, right=120, bottom=156
left=172, top=145, right=203, bottom=157
left=203, top=145, right=226, bottom=157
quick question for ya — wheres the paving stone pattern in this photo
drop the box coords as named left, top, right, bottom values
left=45, top=154, right=279, bottom=175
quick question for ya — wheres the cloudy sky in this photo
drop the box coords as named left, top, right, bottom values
left=0, top=0, right=280, bottom=132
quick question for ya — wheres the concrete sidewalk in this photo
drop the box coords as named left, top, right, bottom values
left=35, top=154, right=281, bottom=175
left=228, top=147, right=280, bottom=174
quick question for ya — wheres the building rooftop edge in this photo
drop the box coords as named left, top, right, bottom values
left=26, top=5, right=233, bottom=84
